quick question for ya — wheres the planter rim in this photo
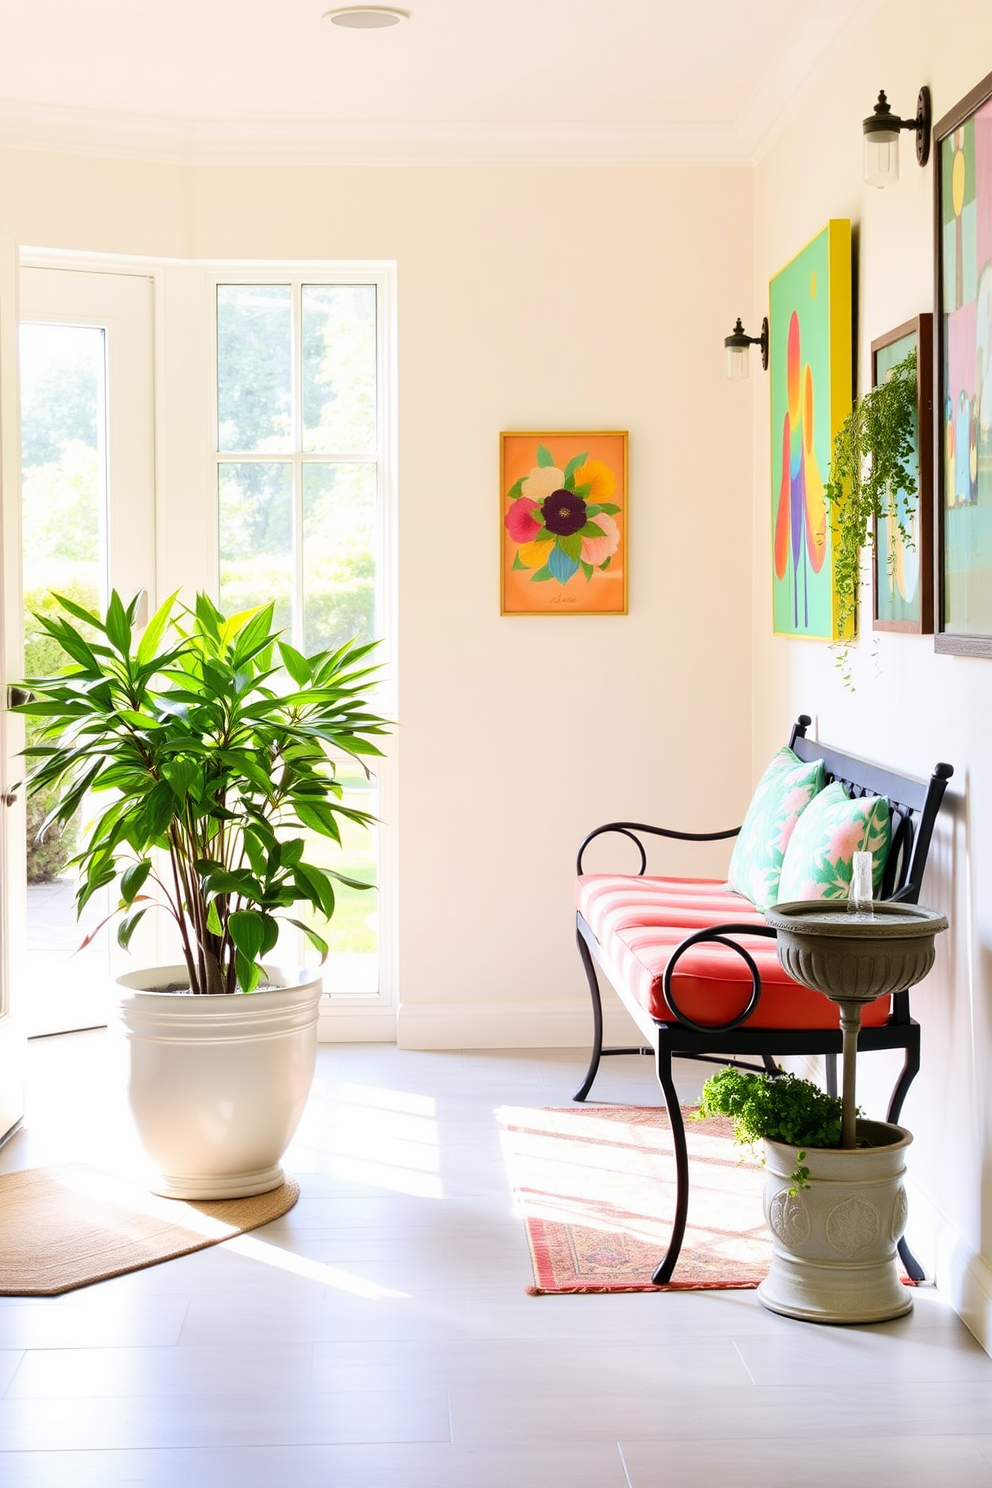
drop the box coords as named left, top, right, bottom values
left=117, top=963, right=321, bottom=998
left=764, top=1118, right=912, bottom=1158
left=766, top=900, right=948, bottom=940
left=117, top=964, right=323, bottom=1042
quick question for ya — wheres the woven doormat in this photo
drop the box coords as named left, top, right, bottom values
left=0, top=1164, right=299, bottom=1295
left=498, top=1104, right=772, bottom=1293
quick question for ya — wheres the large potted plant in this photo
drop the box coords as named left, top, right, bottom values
left=14, top=589, right=388, bottom=1199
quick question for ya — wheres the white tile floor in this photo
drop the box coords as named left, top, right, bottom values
left=2, top=1032, right=992, bottom=1487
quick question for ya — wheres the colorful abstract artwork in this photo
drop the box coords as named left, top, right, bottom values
left=872, top=316, right=933, bottom=634
left=769, top=221, right=852, bottom=640
left=500, top=432, right=627, bottom=615
left=935, top=72, right=992, bottom=654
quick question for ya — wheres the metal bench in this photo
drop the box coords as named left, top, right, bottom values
left=573, top=713, right=953, bottom=1284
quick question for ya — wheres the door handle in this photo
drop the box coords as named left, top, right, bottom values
left=2, top=791, right=16, bottom=807
left=6, top=687, right=33, bottom=709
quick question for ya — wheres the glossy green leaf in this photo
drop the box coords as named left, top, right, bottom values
left=277, top=642, right=311, bottom=686
left=136, top=591, right=180, bottom=666
left=105, top=591, right=132, bottom=655
left=294, top=862, right=336, bottom=919
left=135, top=781, right=176, bottom=843
left=117, top=907, right=149, bottom=951
left=287, top=918, right=329, bottom=963
left=120, top=860, right=152, bottom=906
left=48, top=592, right=106, bottom=633
left=235, top=950, right=261, bottom=994
left=228, top=911, right=266, bottom=962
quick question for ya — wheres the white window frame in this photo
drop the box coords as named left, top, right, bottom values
left=18, top=248, right=399, bottom=1039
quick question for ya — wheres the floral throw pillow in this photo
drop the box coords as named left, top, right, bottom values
left=727, top=747, right=825, bottom=910
left=777, top=780, right=891, bottom=903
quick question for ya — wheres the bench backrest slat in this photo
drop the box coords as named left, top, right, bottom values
left=788, top=714, right=952, bottom=906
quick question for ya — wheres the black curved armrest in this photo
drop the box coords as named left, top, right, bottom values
left=576, top=820, right=740, bottom=876
left=662, top=921, right=777, bottom=1034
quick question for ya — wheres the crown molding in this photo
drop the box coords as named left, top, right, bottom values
left=0, top=98, right=753, bottom=169
left=0, top=1, right=885, bottom=174
left=735, top=0, right=885, bottom=162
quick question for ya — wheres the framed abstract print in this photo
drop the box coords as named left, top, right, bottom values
left=500, top=431, right=627, bottom=615
left=769, top=219, right=853, bottom=640
left=934, top=70, right=992, bottom=656
left=871, top=314, right=934, bottom=633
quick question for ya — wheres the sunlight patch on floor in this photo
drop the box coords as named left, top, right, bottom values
left=223, top=1232, right=410, bottom=1299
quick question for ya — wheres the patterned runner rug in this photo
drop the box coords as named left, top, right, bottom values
left=497, top=1104, right=771, bottom=1293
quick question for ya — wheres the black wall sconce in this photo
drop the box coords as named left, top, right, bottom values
left=724, top=317, right=768, bottom=381
left=863, top=86, right=931, bottom=187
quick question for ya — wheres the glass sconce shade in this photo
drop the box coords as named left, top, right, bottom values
left=726, top=343, right=750, bottom=380
left=724, top=316, right=768, bottom=380
left=865, top=131, right=900, bottom=186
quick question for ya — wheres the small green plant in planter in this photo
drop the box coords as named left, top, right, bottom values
left=824, top=347, right=918, bottom=686
left=12, top=589, right=389, bottom=994
left=695, top=1067, right=848, bottom=1193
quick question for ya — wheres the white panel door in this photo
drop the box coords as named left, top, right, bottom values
left=0, top=229, right=25, bottom=1142
left=18, top=267, right=155, bottom=1037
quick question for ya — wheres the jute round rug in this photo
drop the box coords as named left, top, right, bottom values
left=0, top=1164, right=299, bottom=1295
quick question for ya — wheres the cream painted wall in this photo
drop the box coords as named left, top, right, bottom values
left=0, top=150, right=756, bottom=1051
left=752, top=0, right=992, bottom=1346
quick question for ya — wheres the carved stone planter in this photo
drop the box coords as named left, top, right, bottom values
left=758, top=1119, right=913, bottom=1324
left=758, top=899, right=948, bottom=1323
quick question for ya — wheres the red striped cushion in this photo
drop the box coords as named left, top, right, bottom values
left=576, top=874, right=891, bottom=1031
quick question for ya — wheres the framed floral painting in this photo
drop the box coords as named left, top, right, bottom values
left=500, top=431, right=627, bottom=615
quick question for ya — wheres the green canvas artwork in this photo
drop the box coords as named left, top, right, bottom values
left=769, top=220, right=852, bottom=640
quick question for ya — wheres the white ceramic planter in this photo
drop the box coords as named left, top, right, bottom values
left=757, top=1118, right=912, bottom=1324
left=118, top=965, right=322, bottom=1200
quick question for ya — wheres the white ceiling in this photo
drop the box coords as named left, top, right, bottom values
left=0, top=0, right=881, bottom=164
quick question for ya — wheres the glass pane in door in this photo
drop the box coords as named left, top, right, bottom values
left=218, top=461, right=294, bottom=633
left=19, top=323, right=110, bottom=1036
left=302, top=284, right=376, bottom=454
left=297, top=757, right=379, bottom=997
left=217, top=285, right=293, bottom=453
left=302, top=462, right=376, bottom=654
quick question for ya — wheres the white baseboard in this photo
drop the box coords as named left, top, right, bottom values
left=957, top=1248, right=992, bottom=1359
left=317, top=1000, right=397, bottom=1043
left=395, top=999, right=644, bottom=1051
left=905, top=1177, right=992, bottom=1358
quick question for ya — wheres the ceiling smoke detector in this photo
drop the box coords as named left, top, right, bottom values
left=323, top=6, right=410, bottom=27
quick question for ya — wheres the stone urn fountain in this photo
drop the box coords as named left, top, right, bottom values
left=759, top=897, right=948, bottom=1324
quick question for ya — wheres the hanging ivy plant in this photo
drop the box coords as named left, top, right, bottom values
left=824, top=348, right=918, bottom=683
